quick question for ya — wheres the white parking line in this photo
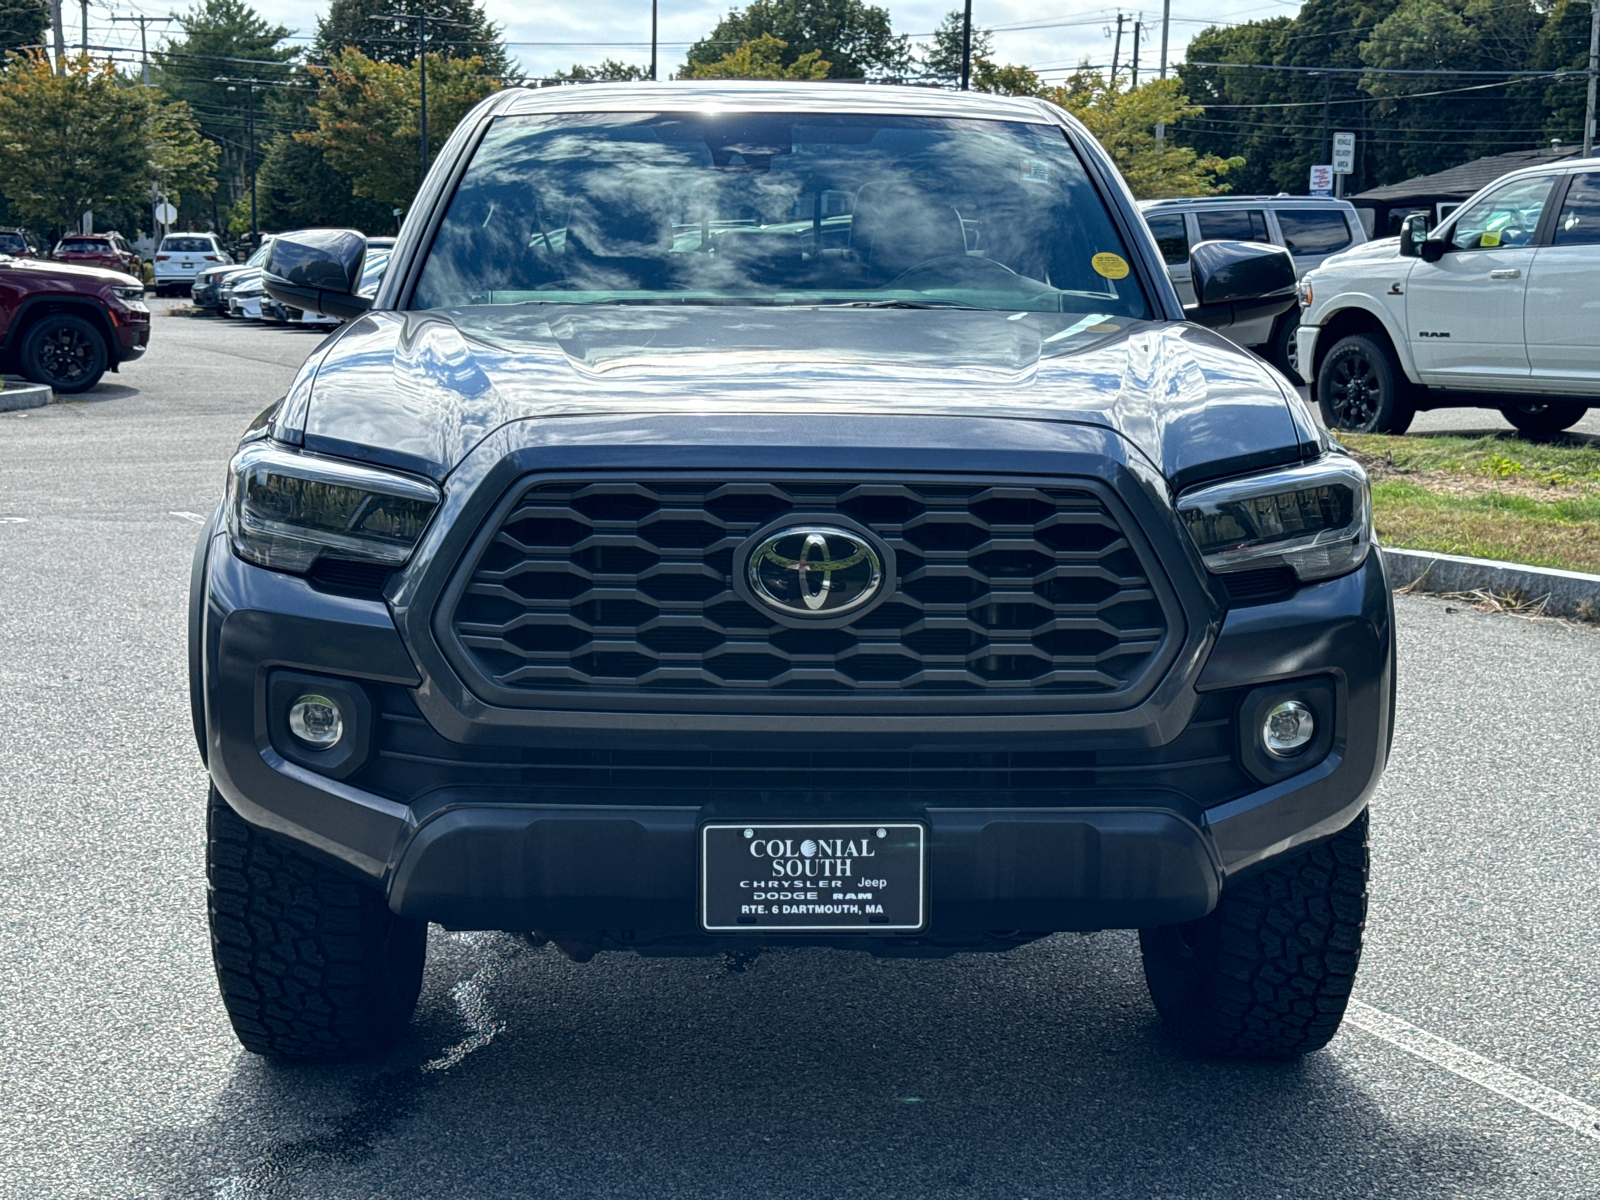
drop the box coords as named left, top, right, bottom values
left=1346, top=999, right=1600, bottom=1142
left=169, top=510, right=207, bottom=525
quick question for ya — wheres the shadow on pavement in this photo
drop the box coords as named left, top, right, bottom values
left=129, top=930, right=1507, bottom=1199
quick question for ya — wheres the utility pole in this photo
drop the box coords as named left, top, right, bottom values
left=215, top=76, right=263, bottom=244
left=1131, top=16, right=1141, bottom=88
left=79, top=0, right=86, bottom=51
left=1155, top=0, right=1171, bottom=142
left=1584, top=0, right=1598, bottom=158
left=960, top=0, right=973, bottom=90
left=48, top=0, right=65, bottom=71
left=110, top=15, right=174, bottom=87
left=1111, top=13, right=1124, bottom=83
left=1321, top=73, right=1332, bottom=165
left=650, top=0, right=658, bottom=81
left=371, top=11, right=470, bottom=175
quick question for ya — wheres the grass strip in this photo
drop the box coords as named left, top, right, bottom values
left=1340, top=432, right=1600, bottom=576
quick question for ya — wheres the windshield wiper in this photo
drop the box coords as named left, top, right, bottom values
left=818, top=299, right=983, bottom=310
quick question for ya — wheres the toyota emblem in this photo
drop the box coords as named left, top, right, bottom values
left=744, top=525, right=886, bottom=618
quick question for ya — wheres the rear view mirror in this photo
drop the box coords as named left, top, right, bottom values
left=1398, top=213, right=1430, bottom=259
left=262, top=228, right=371, bottom=320
left=1184, top=240, right=1297, bottom=332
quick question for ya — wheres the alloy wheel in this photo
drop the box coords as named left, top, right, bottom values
left=36, top=324, right=94, bottom=386
left=1328, top=352, right=1383, bottom=429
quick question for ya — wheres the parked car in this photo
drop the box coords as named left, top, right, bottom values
left=152, top=232, right=228, bottom=295
left=1298, top=156, right=1600, bottom=435
left=1139, top=196, right=1367, bottom=380
left=193, top=238, right=274, bottom=310
left=203, top=82, right=1388, bottom=1066
left=226, top=267, right=266, bottom=319
left=0, top=228, right=44, bottom=258
left=0, top=250, right=149, bottom=391
left=51, top=232, right=142, bottom=279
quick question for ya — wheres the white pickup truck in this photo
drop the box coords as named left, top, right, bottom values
left=1297, top=156, right=1600, bottom=436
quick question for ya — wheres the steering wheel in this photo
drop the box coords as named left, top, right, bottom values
left=887, top=254, right=1021, bottom=289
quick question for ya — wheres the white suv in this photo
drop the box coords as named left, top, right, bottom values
left=152, top=232, right=228, bottom=296
left=1298, top=157, right=1600, bottom=436
left=1139, top=196, right=1366, bottom=379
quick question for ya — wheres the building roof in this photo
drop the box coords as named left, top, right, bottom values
left=1351, top=146, right=1582, bottom=205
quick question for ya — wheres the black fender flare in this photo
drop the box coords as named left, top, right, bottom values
left=189, top=507, right=221, bottom=765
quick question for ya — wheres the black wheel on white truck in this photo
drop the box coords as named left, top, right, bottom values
left=1316, top=333, right=1415, bottom=435
left=1499, top=401, right=1587, bottom=439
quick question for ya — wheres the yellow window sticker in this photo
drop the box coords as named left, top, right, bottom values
left=1091, top=252, right=1130, bottom=279
left=1480, top=230, right=1501, bottom=247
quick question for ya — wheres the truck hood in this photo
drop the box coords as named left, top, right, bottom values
left=284, top=305, right=1315, bottom=489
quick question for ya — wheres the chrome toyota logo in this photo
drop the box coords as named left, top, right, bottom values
left=745, top=525, right=884, bottom=618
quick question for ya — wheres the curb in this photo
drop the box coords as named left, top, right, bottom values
left=0, top=378, right=53, bottom=412
left=1382, top=546, right=1600, bottom=620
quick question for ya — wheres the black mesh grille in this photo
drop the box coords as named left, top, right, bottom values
left=448, top=479, right=1170, bottom=696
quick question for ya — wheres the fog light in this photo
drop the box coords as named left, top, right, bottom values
left=1263, top=700, right=1314, bottom=757
left=288, top=694, right=343, bottom=748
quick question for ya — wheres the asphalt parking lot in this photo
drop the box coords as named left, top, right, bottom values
left=2, top=300, right=1598, bottom=1198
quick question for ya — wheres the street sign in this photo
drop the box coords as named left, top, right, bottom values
left=1309, top=164, right=1334, bottom=196
left=1332, top=132, right=1356, bottom=175
left=154, top=202, right=177, bottom=225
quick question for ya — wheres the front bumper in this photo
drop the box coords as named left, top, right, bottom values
left=1296, top=325, right=1321, bottom=389
left=197, top=517, right=1394, bottom=950
left=113, top=311, right=150, bottom=363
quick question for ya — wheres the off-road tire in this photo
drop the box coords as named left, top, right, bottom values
left=1500, top=401, right=1586, bottom=439
left=20, top=313, right=108, bottom=393
left=1140, top=809, right=1368, bottom=1059
left=207, top=785, right=426, bottom=1062
left=1317, top=334, right=1414, bottom=434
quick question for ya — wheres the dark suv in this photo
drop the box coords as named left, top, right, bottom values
left=1, top=251, right=150, bottom=391
left=195, top=83, right=1392, bottom=1065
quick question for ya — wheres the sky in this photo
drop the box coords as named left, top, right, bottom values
left=84, top=0, right=1309, bottom=86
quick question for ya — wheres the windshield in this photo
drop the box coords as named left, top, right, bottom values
left=57, top=239, right=108, bottom=253
left=161, top=236, right=215, bottom=253
left=413, top=112, right=1150, bottom=317
left=0, top=233, right=28, bottom=253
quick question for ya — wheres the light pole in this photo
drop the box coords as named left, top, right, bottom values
left=1584, top=0, right=1598, bottom=158
left=215, top=76, right=263, bottom=244
left=651, top=0, right=658, bottom=81
left=959, top=0, right=973, bottom=90
left=371, top=11, right=470, bottom=175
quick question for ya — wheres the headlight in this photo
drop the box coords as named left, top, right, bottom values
left=1177, top=454, right=1370, bottom=582
left=112, top=285, right=144, bottom=301
left=226, top=442, right=440, bottom=573
left=1296, top=281, right=1313, bottom=307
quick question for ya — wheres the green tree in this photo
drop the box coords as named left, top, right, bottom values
left=1, top=0, right=47, bottom=55
left=971, top=56, right=1043, bottom=95
left=1532, top=0, right=1599, bottom=142
left=300, top=48, right=500, bottom=209
left=549, top=59, right=649, bottom=82
left=919, top=9, right=992, bottom=83
left=1360, top=0, right=1546, bottom=178
left=688, top=33, right=830, bottom=79
left=313, top=0, right=511, bottom=77
left=683, top=0, right=909, bottom=80
left=1050, top=72, right=1243, bottom=198
left=0, top=52, right=217, bottom=238
left=255, top=133, right=396, bottom=232
left=153, top=0, right=296, bottom=150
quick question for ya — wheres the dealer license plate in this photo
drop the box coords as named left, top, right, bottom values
left=700, top=823, right=925, bottom=933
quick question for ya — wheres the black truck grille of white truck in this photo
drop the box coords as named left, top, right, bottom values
left=447, top=479, right=1171, bottom=696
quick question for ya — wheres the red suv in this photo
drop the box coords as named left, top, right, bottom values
left=0, top=252, right=151, bottom=392
left=51, top=232, right=143, bottom=278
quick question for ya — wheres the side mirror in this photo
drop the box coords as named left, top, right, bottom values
left=1184, top=240, right=1297, bottom=331
left=1398, top=213, right=1430, bottom=258
left=262, top=228, right=371, bottom=320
